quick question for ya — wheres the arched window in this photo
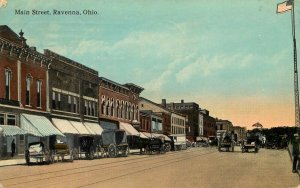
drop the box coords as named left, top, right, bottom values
left=128, top=103, right=131, bottom=120
left=120, top=101, right=124, bottom=118
left=101, top=95, right=106, bottom=115
left=116, top=100, right=120, bottom=118
left=5, top=69, right=12, bottom=100
left=106, top=98, right=110, bottom=116
left=111, top=98, right=114, bottom=117
left=26, top=75, right=32, bottom=106
left=133, top=105, right=136, bottom=120
left=124, top=102, right=128, bottom=119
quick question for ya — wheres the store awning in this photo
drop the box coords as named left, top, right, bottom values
left=21, top=114, right=64, bottom=137
left=153, top=133, right=172, bottom=141
left=139, top=132, right=148, bottom=139
left=69, top=121, right=91, bottom=135
left=52, top=118, right=79, bottom=134
left=0, top=125, right=27, bottom=136
left=141, top=132, right=155, bottom=138
left=84, top=122, right=103, bottom=135
left=119, top=122, right=139, bottom=136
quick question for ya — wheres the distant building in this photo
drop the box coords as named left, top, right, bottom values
left=216, top=119, right=233, bottom=132
left=139, top=97, right=171, bottom=136
left=98, top=77, right=143, bottom=131
left=233, top=126, right=247, bottom=141
left=200, top=109, right=216, bottom=138
left=164, top=99, right=199, bottom=142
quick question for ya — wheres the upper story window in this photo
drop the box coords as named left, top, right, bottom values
left=26, top=75, right=32, bottom=106
left=73, top=97, right=77, bottom=113
left=52, top=92, right=56, bottom=109
left=36, top=80, right=42, bottom=108
left=5, top=69, right=12, bottom=100
left=0, top=113, right=16, bottom=126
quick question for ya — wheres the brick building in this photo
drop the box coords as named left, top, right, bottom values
left=165, top=99, right=200, bottom=142
left=44, top=49, right=100, bottom=150
left=0, top=25, right=62, bottom=157
left=98, top=77, right=143, bottom=131
left=139, top=97, right=171, bottom=136
left=200, top=109, right=216, bottom=138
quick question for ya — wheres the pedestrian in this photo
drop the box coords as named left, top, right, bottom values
left=11, top=139, right=15, bottom=158
left=292, top=133, right=300, bottom=173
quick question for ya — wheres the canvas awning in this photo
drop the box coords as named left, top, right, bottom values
left=52, top=118, right=79, bottom=134
left=153, top=133, right=171, bottom=141
left=84, top=122, right=103, bottom=135
left=119, top=122, right=139, bottom=136
left=21, top=114, right=64, bottom=137
left=0, top=125, right=27, bottom=136
left=141, top=132, right=155, bottom=138
left=139, top=132, right=148, bottom=139
left=69, top=121, right=92, bottom=135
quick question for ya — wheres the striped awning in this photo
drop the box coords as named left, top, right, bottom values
left=119, top=122, right=139, bottom=136
left=69, top=121, right=91, bottom=135
left=153, top=133, right=171, bottom=141
left=21, top=114, right=64, bottom=137
left=0, top=125, right=27, bottom=136
left=139, top=132, right=148, bottom=139
left=84, top=122, right=103, bottom=135
left=52, top=118, right=79, bottom=134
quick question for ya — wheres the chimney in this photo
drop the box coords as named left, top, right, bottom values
left=181, top=99, right=184, bottom=104
left=30, top=46, right=36, bottom=51
left=162, top=99, right=166, bottom=108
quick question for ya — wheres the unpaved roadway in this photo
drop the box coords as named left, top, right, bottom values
left=0, top=147, right=298, bottom=188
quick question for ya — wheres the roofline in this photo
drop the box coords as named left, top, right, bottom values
left=99, top=77, right=129, bottom=91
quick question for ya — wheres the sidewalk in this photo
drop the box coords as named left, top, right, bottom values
left=0, top=158, right=25, bottom=167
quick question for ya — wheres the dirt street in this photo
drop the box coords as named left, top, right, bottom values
left=0, top=147, right=298, bottom=188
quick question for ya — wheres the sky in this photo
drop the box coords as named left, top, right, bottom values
left=0, top=0, right=299, bottom=129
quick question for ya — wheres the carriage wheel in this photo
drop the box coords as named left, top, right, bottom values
left=25, top=150, right=30, bottom=165
left=72, top=148, right=79, bottom=160
left=89, top=147, right=95, bottom=160
left=69, top=150, right=74, bottom=162
left=108, top=144, right=117, bottom=158
left=122, top=146, right=129, bottom=157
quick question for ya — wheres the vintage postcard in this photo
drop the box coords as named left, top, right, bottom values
left=0, top=0, right=299, bottom=187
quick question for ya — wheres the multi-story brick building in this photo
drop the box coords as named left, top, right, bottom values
left=98, top=77, right=143, bottom=131
left=139, top=97, right=171, bottom=136
left=44, top=49, right=100, bottom=150
left=165, top=99, right=200, bottom=142
left=200, top=109, right=216, bottom=138
left=0, top=25, right=62, bottom=157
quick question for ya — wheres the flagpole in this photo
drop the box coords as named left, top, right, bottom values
left=291, top=0, right=300, bottom=127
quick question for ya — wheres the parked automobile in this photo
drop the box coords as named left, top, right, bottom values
left=25, top=142, right=52, bottom=165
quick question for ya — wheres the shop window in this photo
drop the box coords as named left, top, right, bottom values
left=0, top=114, right=4, bottom=125
left=5, top=69, right=11, bottom=100
left=7, top=114, right=16, bottom=125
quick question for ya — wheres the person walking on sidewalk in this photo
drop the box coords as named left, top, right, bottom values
left=11, top=139, right=15, bottom=158
left=292, top=134, right=300, bottom=173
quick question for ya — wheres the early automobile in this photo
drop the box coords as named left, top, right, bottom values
left=218, top=133, right=234, bottom=152
left=241, top=138, right=259, bottom=153
left=25, top=142, right=52, bottom=165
